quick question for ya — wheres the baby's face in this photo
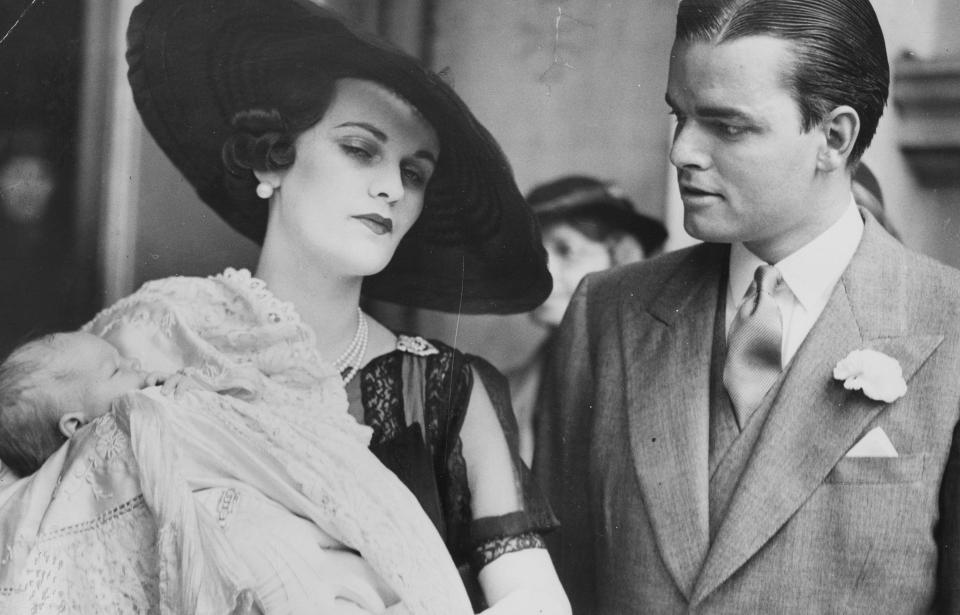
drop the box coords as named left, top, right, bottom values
left=47, top=332, right=151, bottom=420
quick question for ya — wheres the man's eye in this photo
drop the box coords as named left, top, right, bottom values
left=716, top=123, right=747, bottom=138
left=669, top=110, right=687, bottom=129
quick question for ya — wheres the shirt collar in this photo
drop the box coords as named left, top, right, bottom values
left=728, top=197, right=864, bottom=309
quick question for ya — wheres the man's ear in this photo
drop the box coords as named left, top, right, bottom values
left=818, top=105, right=860, bottom=172
left=58, top=413, right=88, bottom=438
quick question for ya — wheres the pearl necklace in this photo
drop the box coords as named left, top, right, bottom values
left=334, top=307, right=368, bottom=385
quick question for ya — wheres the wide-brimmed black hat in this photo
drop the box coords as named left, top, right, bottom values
left=527, top=175, right=668, bottom=256
left=126, top=0, right=550, bottom=314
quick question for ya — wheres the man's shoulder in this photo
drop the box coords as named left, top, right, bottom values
left=849, top=231, right=960, bottom=334
left=899, top=243, right=960, bottom=290
left=585, top=242, right=722, bottom=302
left=868, top=234, right=960, bottom=299
left=889, top=241, right=960, bottom=316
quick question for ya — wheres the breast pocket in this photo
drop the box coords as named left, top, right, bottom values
left=824, top=453, right=926, bottom=484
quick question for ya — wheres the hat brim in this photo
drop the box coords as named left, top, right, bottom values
left=127, top=0, right=551, bottom=314
left=537, top=201, right=668, bottom=256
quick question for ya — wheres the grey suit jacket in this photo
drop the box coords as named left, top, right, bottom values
left=535, top=213, right=960, bottom=613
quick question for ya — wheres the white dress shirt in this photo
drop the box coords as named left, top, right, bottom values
left=726, top=199, right=864, bottom=367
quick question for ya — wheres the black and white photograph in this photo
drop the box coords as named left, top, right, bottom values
left=0, top=1, right=958, bottom=613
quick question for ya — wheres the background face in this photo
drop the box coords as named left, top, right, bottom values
left=266, top=79, right=439, bottom=279
left=667, top=37, right=829, bottom=259
left=533, top=221, right=613, bottom=327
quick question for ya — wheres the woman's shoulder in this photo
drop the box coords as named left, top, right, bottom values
left=84, top=268, right=281, bottom=333
left=366, top=335, right=475, bottom=387
left=391, top=337, right=510, bottom=406
left=395, top=335, right=497, bottom=361
left=82, top=268, right=328, bottom=377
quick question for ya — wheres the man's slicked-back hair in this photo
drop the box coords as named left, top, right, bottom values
left=675, top=0, right=889, bottom=165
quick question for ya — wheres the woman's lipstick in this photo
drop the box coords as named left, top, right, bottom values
left=353, top=214, right=393, bottom=235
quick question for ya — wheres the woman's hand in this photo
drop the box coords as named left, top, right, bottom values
left=477, top=548, right=571, bottom=615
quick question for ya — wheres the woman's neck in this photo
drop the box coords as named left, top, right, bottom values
left=255, top=248, right=364, bottom=363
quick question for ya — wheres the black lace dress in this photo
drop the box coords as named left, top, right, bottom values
left=345, top=335, right=558, bottom=608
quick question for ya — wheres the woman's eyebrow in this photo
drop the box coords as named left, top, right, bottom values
left=336, top=121, right=437, bottom=165
left=414, top=149, right=437, bottom=165
left=335, top=121, right=387, bottom=141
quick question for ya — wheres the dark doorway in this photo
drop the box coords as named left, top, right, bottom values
left=0, top=0, right=87, bottom=356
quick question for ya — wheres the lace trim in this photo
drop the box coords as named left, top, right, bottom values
left=216, top=267, right=302, bottom=327
left=37, top=495, right=148, bottom=542
left=362, top=353, right=406, bottom=445
left=361, top=343, right=478, bottom=564
left=428, top=350, right=472, bottom=561
left=83, top=267, right=349, bottom=409
left=470, top=532, right=546, bottom=570
left=0, top=494, right=161, bottom=611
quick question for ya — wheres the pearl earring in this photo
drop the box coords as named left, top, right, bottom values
left=256, top=182, right=275, bottom=199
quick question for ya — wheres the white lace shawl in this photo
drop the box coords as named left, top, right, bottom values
left=0, top=269, right=472, bottom=614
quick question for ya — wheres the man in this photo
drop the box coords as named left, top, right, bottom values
left=535, top=0, right=960, bottom=612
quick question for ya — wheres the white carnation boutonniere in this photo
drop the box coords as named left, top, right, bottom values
left=832, top=349, right=907, bottom=403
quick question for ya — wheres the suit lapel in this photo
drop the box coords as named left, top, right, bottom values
left=624, top=243, right=727, bottom=599
left=691, top=217, right=945, bottom=605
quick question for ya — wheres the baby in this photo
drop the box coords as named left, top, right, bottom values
left=0, top=331, right=441, bottom=614
left=0, top=331, right=184, bottom=477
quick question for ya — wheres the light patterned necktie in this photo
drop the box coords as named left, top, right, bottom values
left=723, top=264, right=784, bottom=430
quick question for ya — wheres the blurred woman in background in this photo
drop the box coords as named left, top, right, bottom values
left=508, top=175, right=667, bottom=465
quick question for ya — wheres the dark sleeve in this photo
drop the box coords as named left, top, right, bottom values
left=532, top=275, right=599, bottom=614
left=935, top=412, right=960, bottom=612
left=470, top=355, right=559, bottom=541
left=424, top=346, right=555, bottom=562
left=437, top=350, right=559, bottom=611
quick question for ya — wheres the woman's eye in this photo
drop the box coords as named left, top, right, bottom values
left=340, top=143, right=374, bottom=161
left=402, top=167, right=426, bottom=188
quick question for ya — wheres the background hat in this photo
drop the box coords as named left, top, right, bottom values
left=126, top=0, right=550, bottom=314
left=853, top=163, right=883, bottom=207
left=526, top=175, right=668, bottom=256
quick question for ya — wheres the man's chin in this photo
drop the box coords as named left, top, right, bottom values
left=683, top=216, right=738, bottom=244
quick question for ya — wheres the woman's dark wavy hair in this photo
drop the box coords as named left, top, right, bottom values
left=675, top=0, right=888, bottom=165
left=220, top=70, right=340, bottom=208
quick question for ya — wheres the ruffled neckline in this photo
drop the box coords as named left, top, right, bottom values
left=218, top=268, right=437, bottom=363
left=217, top=267, right=304, bottom=327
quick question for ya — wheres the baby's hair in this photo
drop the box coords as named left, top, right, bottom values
left=0, top=334, right=71, bottom=476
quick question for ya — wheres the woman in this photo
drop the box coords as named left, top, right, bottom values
left=0, top=1, right=569, bottom=613
left=507, top=175, right=668, bottom=465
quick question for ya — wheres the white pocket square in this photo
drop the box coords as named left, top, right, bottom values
left=845, top=426, right=898, bottom=458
